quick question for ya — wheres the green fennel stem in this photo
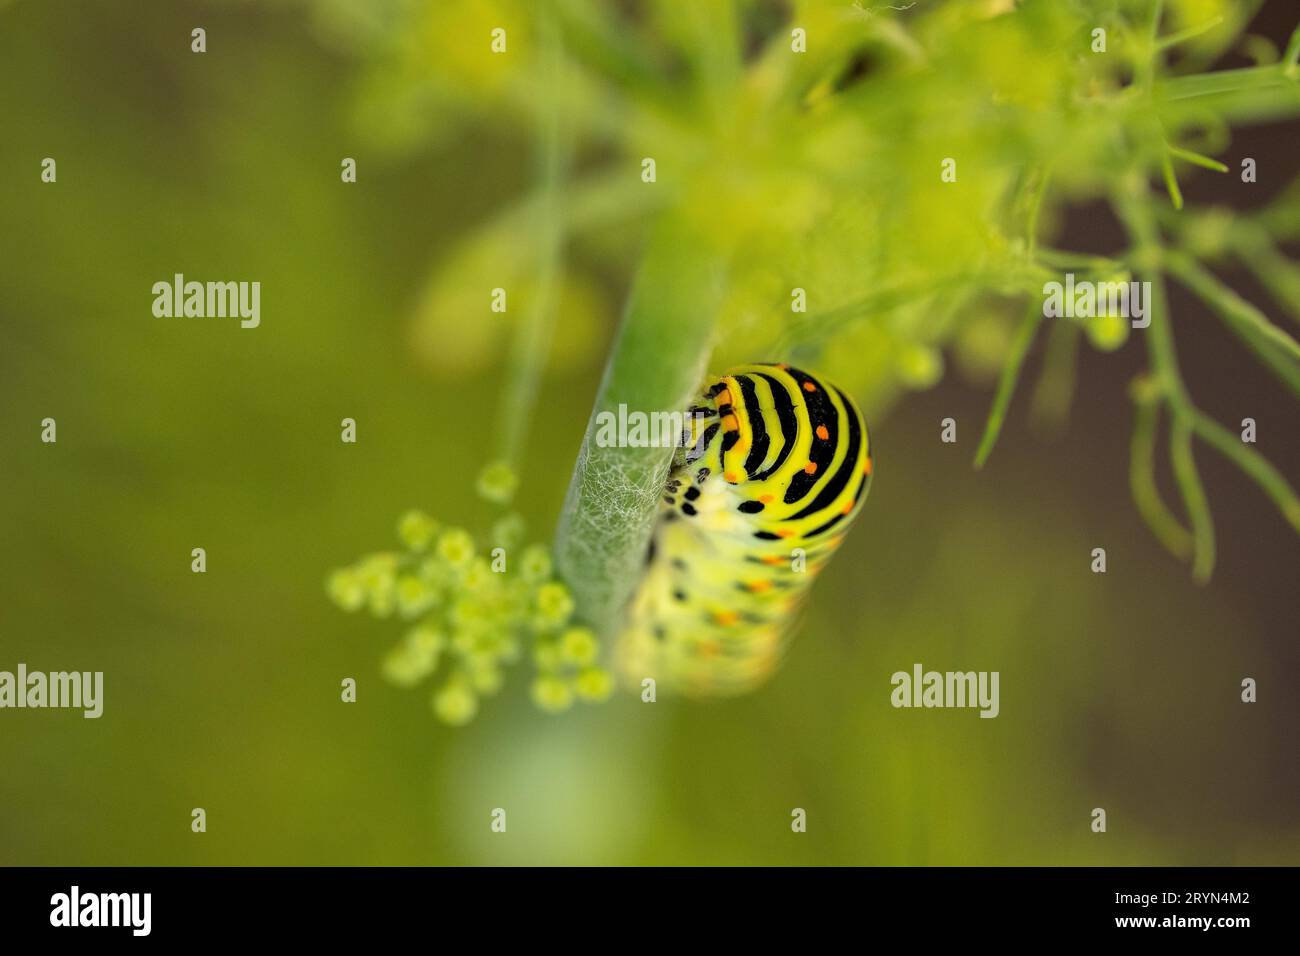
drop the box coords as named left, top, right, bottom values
left=497, top=13, right=569, bottom=467
left=553, top=213, right=729, bottom=639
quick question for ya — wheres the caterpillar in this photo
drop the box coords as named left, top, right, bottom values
left=616, top=363, right=873, bottom=696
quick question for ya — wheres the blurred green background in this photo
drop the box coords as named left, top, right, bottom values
left=1, top=0, right=1297, bottom=865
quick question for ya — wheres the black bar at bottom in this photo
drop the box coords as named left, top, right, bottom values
left=0, top=866, right=1290, bottom=941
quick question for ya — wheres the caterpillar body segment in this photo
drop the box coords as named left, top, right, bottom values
left=617, top=363, right=873, bottom=696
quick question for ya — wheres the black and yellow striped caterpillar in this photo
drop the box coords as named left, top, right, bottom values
left=617, top=363, right=873, bottom=696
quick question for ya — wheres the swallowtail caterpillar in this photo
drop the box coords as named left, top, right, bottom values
left=617, top=363, right=872, bottom=696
